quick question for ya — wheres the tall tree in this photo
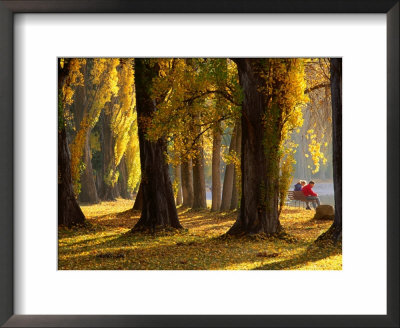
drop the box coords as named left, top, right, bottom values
left=131, top=59, right=182, bottom=231
left=301, top=59, right=332, bottom=176
left=58, top=129, right=86, bottom=227
left=72, top=73, right=100, bottom=204
left=211, top=123, right=222, bottom=211
left=317, top=58, right=342, bottom=242
left=69, top=58, right=120, bottom=203
left=79, top=129, right=100, bottom=203
left=210, top=59, right=232, bottom=211
left=220, top=124, right=237, bottom=211
left=125, top=116, right=142, bottom=205
left=174, top=164, right=183, bottom=206
left=181, top=159, right=194, bottom=207
left=192, top=146, right=207, bottom=209
left=230, top=121, right=242, bottom=210
left=146, top=58, right=240, bottom=211
left=118, top=156, right=131, bottom=199
left=192, top=114, right=207, bottom=209
left=100, top=102, right=120, bottom=201
left=99, top=59, right=137, bottom=201
left=108, top=59, right=137, bottom=200
left=227, top=59, right=307, bottom=235
left=58, top=59, right=86, bottom=227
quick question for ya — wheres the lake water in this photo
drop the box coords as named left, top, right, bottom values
left=309, top=183, right=335, bottom=206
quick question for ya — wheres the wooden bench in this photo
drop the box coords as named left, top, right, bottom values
left=287, top=191, right=316, bottom=208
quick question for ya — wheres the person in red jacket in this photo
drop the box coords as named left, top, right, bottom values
left=302, top=181, right=320, bottom=209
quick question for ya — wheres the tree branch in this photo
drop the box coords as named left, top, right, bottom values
left=179, top=116, right=228, bottom=159
left=305, top=83, right=331, bottom=94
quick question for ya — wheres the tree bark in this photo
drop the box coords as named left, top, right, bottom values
left=317, top=58, right=342, bottom=243
left=174, top=164, right=183, bottom=206
left=227, top=59, right=281, bottom=235
left=95, top=168, right=103, bottom=197
left=78, top=128, right=100, bottom=203
left=58, top=129, right=86, bottom=227
left=181, top=159, right=194, bottom=207
left=73, top=84, right=85, bottom=134
left=220, top=124, right=237, bottom=210
left=132, top=182, right=143, bottom=210
left=58, top=60, right=85, bottom=227
left=192, top=143, right=207, bottom=209
left=69, top=66, right=100, bottom=205
left=94, top=113, right=105, bottom=198
left=211, top=125, right=222, bottom=211
left=230, top=122, right=242, bottom=210
left=100, top=105, right=120, bottom=201
left=131, top=59, right=182, bottom=231
left=118, top=156, right=131, bottom=199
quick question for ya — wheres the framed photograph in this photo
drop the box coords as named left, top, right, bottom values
left=1, top=1, right=398, bottom=327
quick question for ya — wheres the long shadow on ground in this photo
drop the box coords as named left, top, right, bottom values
left=252, top=242, right=342, bottom=270
left=59, top=207, right=339, bottom=270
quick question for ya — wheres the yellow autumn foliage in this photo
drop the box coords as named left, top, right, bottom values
left=111, top=59, right=136, bottom=168
left=125, top=114, right=141, bottom=192
left=61, top=58, right=86, bottom=107
left=69, top=58, right=120, bottom=196
left=147, top=58, right=240, bottom=165
left=259, top=59, right=309, bottom=206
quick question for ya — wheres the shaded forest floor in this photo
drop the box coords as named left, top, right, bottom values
left=58, top=199, right=342, bottom=270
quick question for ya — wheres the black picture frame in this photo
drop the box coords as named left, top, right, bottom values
left=0, top=1, right=398, bottom=327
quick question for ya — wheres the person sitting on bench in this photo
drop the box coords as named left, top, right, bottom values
left=302, top=181, right=321, bottom=210
left=294, top=180, right=306, bottom=191
left=294, top=180, right=310, bottom=209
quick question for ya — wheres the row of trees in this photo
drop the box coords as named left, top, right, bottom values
left=58, top=57, right=342, bottom=241
left=63, top=58, right=140, bottom=204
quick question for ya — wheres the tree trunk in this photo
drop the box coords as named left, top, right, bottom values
left=132, top=182, right=143, bottom=210
left=69, top=66, right=100, bottom=205
left=100, top=105, right=120, bottom=201
left=58, top=60, right=85, bottom=227
left=211, top=125, right=222, bottom=211
left=317, top=58, right=342, bottom=243
left=220, top=124, right=237, bottom=210
left=230, top=121, right=242, bottom=210
left=95, top=168, right=103, bottom=197
left=181, top=159, right=194, bottom=207
left=73, top=84, right=85, bottom=134
left=94, top=113, right=105, bottom=198
left=131, top=59, right=182, bottom=231
left=58, top=129, right=86, bottom=227
left=227, top=59, right=281, bottom=235
left=78, top=128, right=100, bottom=204
left=192, top=143, right=207, bottom=209
left=118, top=156, right=131, bottom=199
left=174, top=164, right=183, bottom=206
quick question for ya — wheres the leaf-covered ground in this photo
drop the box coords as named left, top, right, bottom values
left=58, top=199, right=342, bottom=270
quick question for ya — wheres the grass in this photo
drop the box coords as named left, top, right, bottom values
left=58, top=199, right=342, bottom=270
